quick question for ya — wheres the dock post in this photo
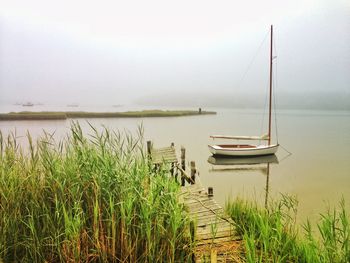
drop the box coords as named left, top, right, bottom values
left=170, top=142, right=175, bottom=176
left=208, top=187, right=214, bottom=198
left=147, top=141, right=152, bottom=156
left=190, top=161, right=196, bottom=184
left=181, top=147, right=186, bottom=186
left=190, top=221, right=196, bottom=263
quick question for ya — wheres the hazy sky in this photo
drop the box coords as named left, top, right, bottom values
left=0, top=0, right=349, bottom=106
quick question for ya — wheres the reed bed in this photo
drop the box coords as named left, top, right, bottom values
left=226, top=194, right=350, bottom=262
left=0, top=123, right=193, bottom=262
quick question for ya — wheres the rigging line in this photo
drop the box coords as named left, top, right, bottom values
left=278, top=144, right=293, bottom=163
left=278, top=152, right=292, bottom=163
left=235, top=30, right=270, bottom=91
left=280, top=144, right=292, bottom=156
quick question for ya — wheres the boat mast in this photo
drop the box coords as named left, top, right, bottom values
left=268, top=25, right=273, bottom=146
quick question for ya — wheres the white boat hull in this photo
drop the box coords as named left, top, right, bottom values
left=208, top=144, right=279, bottom=157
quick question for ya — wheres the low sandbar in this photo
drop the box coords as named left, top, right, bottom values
left=0, top=110, right=216, bottom=121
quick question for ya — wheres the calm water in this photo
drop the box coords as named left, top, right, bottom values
left=1, top=105, right=349, bottom=223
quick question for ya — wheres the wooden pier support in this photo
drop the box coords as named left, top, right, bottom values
left=190, top=161, right=196, bottom=184
left=147, top=140, right=152, bottom=156
left=181, top=147, right=186, bottom=186
left=170, top=142, right=175, bottom=176
left=208, top=187, right=214, bottom=198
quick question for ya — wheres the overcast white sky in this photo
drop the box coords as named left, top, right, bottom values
left=0, top=0, right=349, bottom=106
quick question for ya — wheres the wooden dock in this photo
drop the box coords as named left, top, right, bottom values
left=149, top=142, right=242, bottom=262
left=180, top=183, right=241, bottom=262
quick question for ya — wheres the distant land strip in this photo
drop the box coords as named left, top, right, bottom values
left=0, top=110, right=216, bottom=121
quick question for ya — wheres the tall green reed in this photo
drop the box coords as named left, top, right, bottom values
left=0, top=122, right=193, bottom=262
left=226, top=195, right=350, bottom=262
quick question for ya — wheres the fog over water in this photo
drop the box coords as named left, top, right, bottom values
left=0, top=0, right=349, bottom=109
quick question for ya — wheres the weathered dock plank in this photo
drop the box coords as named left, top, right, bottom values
left=150, top=145, right=178, bottom=164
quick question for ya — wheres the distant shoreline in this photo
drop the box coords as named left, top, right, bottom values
left=0, top=110, right=216, bottom=121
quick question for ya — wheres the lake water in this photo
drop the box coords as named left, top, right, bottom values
left=1, top=105, right=349, bottom=224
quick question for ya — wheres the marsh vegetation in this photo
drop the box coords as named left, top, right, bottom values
left=0, top=123, right=194, bottom=262
left=226, top=195, right=350, bottom=262
left=0, top=122, right=349, bottom=262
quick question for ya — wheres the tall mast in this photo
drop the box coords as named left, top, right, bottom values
left=268, top=25, right=273, bottom=145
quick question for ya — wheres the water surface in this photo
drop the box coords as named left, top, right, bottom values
left=1, top=106, right=349, bottom=223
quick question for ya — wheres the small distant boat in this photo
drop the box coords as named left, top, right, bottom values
left=209, top=25, right=279, bottom=157
left=67, top=104, right=79, bottom=107
left=22, top=102, right=34, bottom=107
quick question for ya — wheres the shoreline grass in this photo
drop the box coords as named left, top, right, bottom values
left=226, top=195, right=350, bottom=262
left=0, top=109, right=216, bottom=121
left=2, top=122, right=348, bottom=262
left=0, top=123, right=194, bottom=262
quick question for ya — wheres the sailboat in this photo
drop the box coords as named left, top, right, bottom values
left=208, top=25, right=279, bottom=157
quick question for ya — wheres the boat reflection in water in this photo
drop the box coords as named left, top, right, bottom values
left=208, top=155, right=279, bottom=208
left=208, top=155, right=278, bottom=166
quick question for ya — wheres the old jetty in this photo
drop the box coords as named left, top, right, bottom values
left=148, top=141, right=241, bottom=262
